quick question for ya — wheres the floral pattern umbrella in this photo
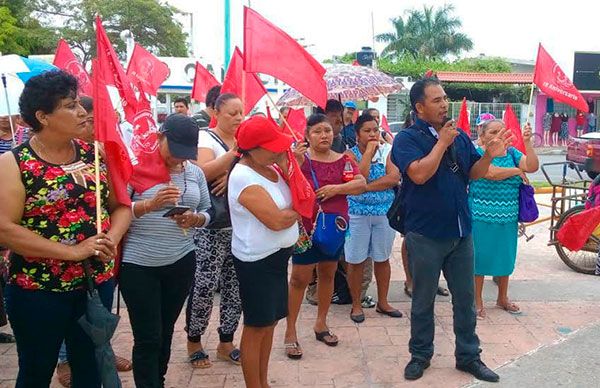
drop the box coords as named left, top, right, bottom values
left=276, top=64, right=404, bottom=107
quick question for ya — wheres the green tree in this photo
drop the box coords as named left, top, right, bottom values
left=30, top=0, right=188, bottom=63
left=376, top=4, right=473, bottom=60
left=0, top=0, right=57, bottom=55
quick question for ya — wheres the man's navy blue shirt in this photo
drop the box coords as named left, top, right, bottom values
left=391, top=118, right=481, bottom=239
left=341, top=123, right=356, bottom=148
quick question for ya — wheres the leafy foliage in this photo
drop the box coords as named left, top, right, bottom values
left=0, top=0, right=57, bottom=55
left=27, top=0, right=188, bottom=63
left=376, top=4, right=473, bottom=60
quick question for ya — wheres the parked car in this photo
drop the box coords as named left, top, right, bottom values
left=566, top=132, right=600, bottom=179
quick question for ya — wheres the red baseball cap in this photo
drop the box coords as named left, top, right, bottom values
left=235, top=116, right=293, bottom=152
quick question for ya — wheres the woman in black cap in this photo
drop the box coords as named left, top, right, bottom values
left=119, top=113, right=212, bottom=388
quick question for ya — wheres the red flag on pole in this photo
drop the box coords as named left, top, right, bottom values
left=221, top=47, right=267, bottom=115
left=243, top=7, right=327, bottom=108
left=95, top=16, right=138, bottom=122
left=191, top=62, right=221, bottom=103
left=53, top=39, right=92, bottom=96
left=126, top=44, right=170, bottom=96
left=381, top=114, right=393, bottom=137
left=284, top=108, right=307, bottom=140
left=504, top=103, right=526, bottom=154
left=533, top=44, right=589, bottom=113
left=92, top=59, right=132, bottom=206
left=129, top=86, right=171, bottom=193
left=456, top=97, right=471, bottom=137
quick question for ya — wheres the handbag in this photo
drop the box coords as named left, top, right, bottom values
left=387, top=182, right=405, bottom=233
left=203, top=130, right=232, bottom=229
left=509, top=149, right=539, bottom=222
left=306, top=157, right=348, bottom=257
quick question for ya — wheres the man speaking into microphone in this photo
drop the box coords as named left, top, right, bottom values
left=390, top=77, right=510, bottom=382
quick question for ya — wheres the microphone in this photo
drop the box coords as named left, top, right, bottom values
left=442, top=117, right=459, bottom=171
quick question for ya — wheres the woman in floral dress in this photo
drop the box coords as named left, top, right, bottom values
left=0, top=71, right=131, bottom=387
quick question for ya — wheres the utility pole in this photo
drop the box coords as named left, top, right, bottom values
left=224, top=0, right=231, bottom=71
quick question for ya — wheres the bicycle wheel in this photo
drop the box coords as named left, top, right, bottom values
left=554, top=205, right=599, bottom=274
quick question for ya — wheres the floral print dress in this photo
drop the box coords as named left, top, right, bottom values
left=8, top=139, right=113, bottom=292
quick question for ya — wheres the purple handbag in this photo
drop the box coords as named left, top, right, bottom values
left=509, top=149, right=539, bottom=222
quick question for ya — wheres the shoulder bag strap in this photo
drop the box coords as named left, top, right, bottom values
left=203, top=129, right=229, bottom=152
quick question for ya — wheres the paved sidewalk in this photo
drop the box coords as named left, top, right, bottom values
left=1, top=219, right=599, bottom=387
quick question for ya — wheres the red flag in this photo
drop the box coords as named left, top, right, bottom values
left=381, top=114, right=393, bottom=137
left=95, top=16, right=138, bottom=122
left=533, top=44, right=588, bottom=113
left=265, top=105, right=280, bottom=127
left=243, top=7, right=327, bottom=108
left=456, top=97, right=471, bottom=137
left=221, top=47, right=267, bottom=115
left=53, top=39, right=92, bottom=96
left=92, top=59, right=132, bottom=206
left=191, top=61, right=221, bottom=103
left=284, top=108, right=307, bottom=140
left=126, top=44, right=170, bottom=96
left=504, top=104, right=526, bottom=154
left=129, top=87, right=171, bottom=193
left=286, top=149, right=315, bottom=218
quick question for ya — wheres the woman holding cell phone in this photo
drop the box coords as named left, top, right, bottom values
left=119, top=113, right=212, bottom=388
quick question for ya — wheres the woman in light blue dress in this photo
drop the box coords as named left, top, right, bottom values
left=469, top=119, right=539, bottom=318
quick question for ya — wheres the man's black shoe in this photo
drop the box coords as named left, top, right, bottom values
left=404, top=358, right=430, bottom=380
left=456, top=359, right=499, bottom=382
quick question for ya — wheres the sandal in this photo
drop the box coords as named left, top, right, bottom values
left=404, top=282, right=412, bottom=298
left=476, top=307, right=486, bottom=320
left=114, top=355, right=132, bottom=372
left=189, top=350, right=211, bottom=369
left=217, top=348, right=241, bottom=365
left=0, top=333, right=15, bottom=343
left=314, top=330, right=338, bottom=347
left=284, top=341, right=303, bottom=360
left=56, top=362, right=71, bottom=388
left=436, top=286, right=449, bottom=296
left=496, top=301, right=522, bottom=315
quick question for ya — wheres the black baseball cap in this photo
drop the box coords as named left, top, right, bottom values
left=159, top=114, right=199, bottom=160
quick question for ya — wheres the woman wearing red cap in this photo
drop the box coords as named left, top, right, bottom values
left=228, top=116, right=300, bottom=388
left=284, top=113, right=366, bottom=358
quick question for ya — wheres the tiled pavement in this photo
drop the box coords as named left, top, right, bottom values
left=1, top=218, right=600, bottom=387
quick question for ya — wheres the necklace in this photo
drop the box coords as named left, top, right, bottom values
left=30, top=136, right=76, bottom=165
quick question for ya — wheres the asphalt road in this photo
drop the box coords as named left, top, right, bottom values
left=529, top=153, right=576, bottom=184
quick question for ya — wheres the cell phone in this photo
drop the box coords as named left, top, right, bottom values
left=162, top=206, right=191, bottom=217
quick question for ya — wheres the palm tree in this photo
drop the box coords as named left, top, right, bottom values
left=376, top=4, right=473, bottom=60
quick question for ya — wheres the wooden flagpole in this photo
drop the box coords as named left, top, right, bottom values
left=94, top=140, right=102, bottom=234
left=264, top=92, right=300, bottom=142
left=525, top=82, right=535, bottom=124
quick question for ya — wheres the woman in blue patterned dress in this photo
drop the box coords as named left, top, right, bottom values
left=469, top=119, right=539, bottom=318
left=344, top=113, right=402, bottom=323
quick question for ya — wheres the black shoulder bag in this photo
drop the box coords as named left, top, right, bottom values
left=202, top=129, right=232, bottom=230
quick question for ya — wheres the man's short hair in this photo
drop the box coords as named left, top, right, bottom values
left=325, top=99, right=343, bottom=114
left=409, top=77, right=442, bottom=111
left=174, top=97, right=189, bottom=108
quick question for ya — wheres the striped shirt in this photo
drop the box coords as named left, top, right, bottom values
left=0, top=139, right=11, bottom=155
left=122, top=162, right=211, bottom=267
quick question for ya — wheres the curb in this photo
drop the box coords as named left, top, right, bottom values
left=535, top=187, right=562, bottom=194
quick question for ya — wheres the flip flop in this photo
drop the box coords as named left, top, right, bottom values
left=114, top=355, right=132, bottom=372
left=217, top=348, right=241, bottom=365
left=436, top=286, right=449, bottom=296
left=284, top=341, right=303, bottom=360
left=404, top=283, right=412, bottom=298
left=315, top=330, right=338, bottom=346
left=350, top=311, right=365, bottom=323
left=189, top=350, right=211, bottom=369
left=476, top=307, right=487, bottom=320
left=496, top=302, right=522, bottom=315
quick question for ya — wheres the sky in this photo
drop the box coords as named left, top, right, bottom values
left=168, top=0, right=600, bottom=77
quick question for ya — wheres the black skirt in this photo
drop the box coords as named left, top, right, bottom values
left=233, top=247, right=293, bottom=327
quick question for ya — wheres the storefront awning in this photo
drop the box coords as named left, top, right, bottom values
left=436, top=71, right=533, bottom=84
